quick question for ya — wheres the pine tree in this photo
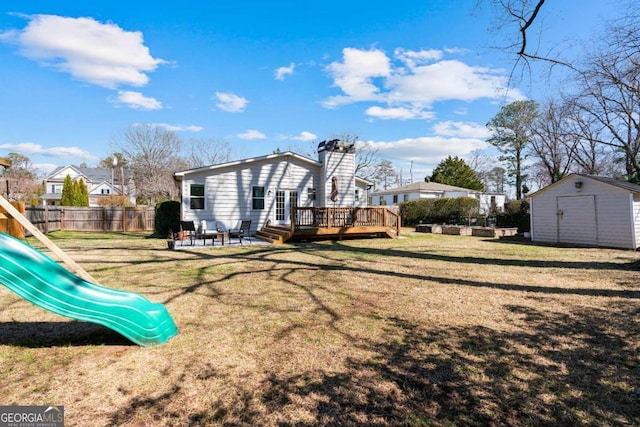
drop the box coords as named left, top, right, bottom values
left=431, top=156, right=484, bottom=191
left=60, top=175, right=74, bottom=206
left=76, top=178, right=89, bottom=206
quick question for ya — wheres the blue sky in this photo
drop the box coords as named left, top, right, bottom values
left=0, top=1, right=618, bottom=181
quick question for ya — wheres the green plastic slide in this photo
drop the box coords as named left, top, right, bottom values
left=0, top=232, right=177, bottom=346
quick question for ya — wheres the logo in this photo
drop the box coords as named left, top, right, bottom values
left=0, top=406, right=64, bottom=427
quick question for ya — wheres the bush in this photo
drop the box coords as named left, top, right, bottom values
left=154, top=200, right=180, bottom=238
left=400, top=197, right=479, bottom=226
left=496, top=200, right=530, bottom=232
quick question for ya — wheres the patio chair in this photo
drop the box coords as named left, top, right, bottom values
left=228, top=220, right=252, bottom=245
left=179, top=220, right=197, bottom=246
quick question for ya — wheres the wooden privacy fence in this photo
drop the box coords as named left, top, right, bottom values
left=18, top=206, right=155, bottom=234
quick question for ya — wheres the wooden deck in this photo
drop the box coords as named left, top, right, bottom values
left=256, top=207, right=400, bottom=243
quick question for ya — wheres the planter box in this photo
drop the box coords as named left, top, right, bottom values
left=415, top=224, right=431, bottom=233
left=471, top=227, right=519, bottom=238
left=415, top=224, right=443, bottom=234
left=442, top=225, right=472, bottom=235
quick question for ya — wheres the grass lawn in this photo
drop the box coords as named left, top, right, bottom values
left=1, top=230, right=639, bottom=426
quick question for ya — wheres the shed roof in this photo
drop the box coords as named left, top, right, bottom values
left=528, top=173, right=640, bottom=198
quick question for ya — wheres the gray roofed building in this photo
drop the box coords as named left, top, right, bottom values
left=42, top=165, right=135, bottom=206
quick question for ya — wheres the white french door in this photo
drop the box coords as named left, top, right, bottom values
left=275, top=190, right=298, bottom=225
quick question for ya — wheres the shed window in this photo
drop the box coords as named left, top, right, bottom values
left=190, top=184, right=205, bottom=210
left=252, top=186, right=265, bottom=210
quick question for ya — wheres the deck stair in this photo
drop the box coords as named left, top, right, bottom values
left=255, top=223, right=292, bottom=244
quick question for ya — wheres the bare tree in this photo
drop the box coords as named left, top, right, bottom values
left=185, top=138, right=234, bottom=168
left=563, top=100, right=618, bottom=176
left=572, top=21, right=640, bottom=182
left=482, top=0, right=576, bottom=72
left=114, top=125, right=186, bottom=204
left=466, top=149, right=496, bottom=191
left=372, top=159, right=398, bottom=190
left=354, top=140, right=381, bottom=182
left=1, top=152, right=40, bottom=204
left=529, top=99, right=578, bottom=183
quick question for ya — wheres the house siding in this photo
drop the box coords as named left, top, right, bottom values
left=530, top=175, right=637, bottom=249
left=181, top=156, right=320, bottom=231
left=319, top=148, right=355, bottom=207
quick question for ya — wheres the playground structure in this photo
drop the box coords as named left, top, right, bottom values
left=0, top=194, right=177, bottom=346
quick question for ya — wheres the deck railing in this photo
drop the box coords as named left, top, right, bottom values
left=292, top=207, right=400, bottom=235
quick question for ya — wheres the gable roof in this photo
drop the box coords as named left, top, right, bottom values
left=46, top=165, right=129, bottom=183
left=528, top=173, right=640, bottom=198
left=174, top=151, right=320, bottom=179
left=370, top=180, right=483, bottom=196
left=173, top=150, right=373, bottom=187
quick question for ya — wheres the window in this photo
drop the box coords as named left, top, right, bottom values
left=52, top=184, right=63, bottom=194
left=101, top=188, right=110, bottom=195
left=190, top=184, right=205, bottom=210
left=393, top=195, right=398, bottom=204
left=354, top=189, right=360, bottom=202
left=403, top=194, right=409, bottom=202
left=252, top=186, right=265, bottom=210
left=307, top=188, right=316, bottom=201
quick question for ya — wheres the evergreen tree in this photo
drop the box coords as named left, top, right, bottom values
left=486, top=100, right=538, bottom=199
left=76, top=178, right=89, bottom=206
left=60, top=174, right=74, bottom=206
left=431, top=156, right=484, bottom=191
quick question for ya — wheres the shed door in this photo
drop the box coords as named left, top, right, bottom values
left=557, top=195, right=597, bottom=245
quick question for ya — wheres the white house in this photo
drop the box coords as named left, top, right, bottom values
left=173, top=140, right=371, bottom=234
left=43, top=165, right=135, bottom=207
left=528, top=174, right=640, bottom=249
left=369, top=178, right=506, bottom=215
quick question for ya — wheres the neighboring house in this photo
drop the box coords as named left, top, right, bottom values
left=529, top=173, right=640, bottom=249
left=173, top=140, right=371, bottom=234
left=43, top=165, right=135, bottom=207
left=369, top=177, right=506, bottom=215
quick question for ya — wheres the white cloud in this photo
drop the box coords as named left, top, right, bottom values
left=111, top=91, right=162, bottom=110
left=0, top=14, right=164, bottom=89
left=275, top=62, right=295, bottom=80
left=33, top=163, right=59, bottom=175
left=215, top=92, right=248, bottom=112
left=0, top=142, right=96, bottom=160
left=323, top=47, right=524, bottom=116
left=363, top=135, right=488, bottom=167
left=394, top=47, right=443, bottom=67
left=431, top=121, right=492, bottom=138
left=237, top=129, right=266, bottom=140
left=323, top=47, right=391, bottom=108
left=142, top=123, right=203, bottom=132
left=365, top=106, right=435, bottom=120
left=290, top=131, right=317, bottom=141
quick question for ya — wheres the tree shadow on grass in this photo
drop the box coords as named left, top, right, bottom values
left=0, top=321, right=134, bottom=347
left=116, top=304, right=640, bottom=426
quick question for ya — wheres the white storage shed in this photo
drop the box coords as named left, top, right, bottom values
left=529, top=174, right=640, bottom=249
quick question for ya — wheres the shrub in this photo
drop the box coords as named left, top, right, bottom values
left=154, top=200, right=180, bottom=238
left=400, top=197, right=479, bottom=226
left=496, top=200, right=530, bottom=232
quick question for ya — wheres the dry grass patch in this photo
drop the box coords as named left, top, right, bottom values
left=0, top=230, right=639, bottom=426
